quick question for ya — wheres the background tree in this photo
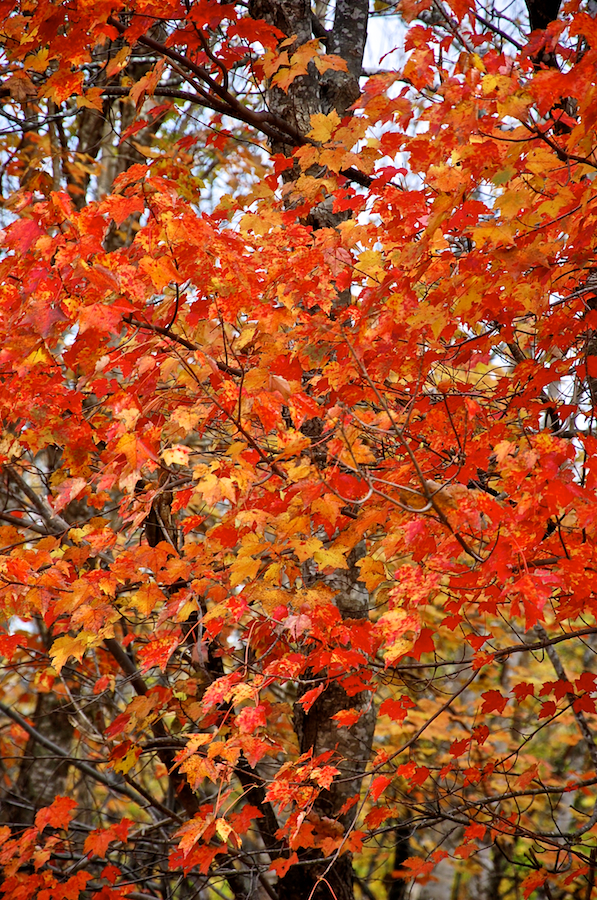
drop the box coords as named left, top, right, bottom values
left=1, top=2, right=597, bottom=899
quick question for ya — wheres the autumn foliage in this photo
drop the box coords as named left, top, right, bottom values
left=2, top=0, right=597, bottom=898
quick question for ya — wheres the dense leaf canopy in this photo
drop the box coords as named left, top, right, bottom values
left=1, top=1, right=597, bottom=899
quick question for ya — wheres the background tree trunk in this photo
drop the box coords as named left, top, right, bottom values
left=1, top=692, right=74, bottom=827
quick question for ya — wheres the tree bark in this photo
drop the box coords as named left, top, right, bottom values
left=1, top=692, right=74, bottom=828
left=247, top=3, right=373, bottom=897
left=524, top=0, right=563, bottom=33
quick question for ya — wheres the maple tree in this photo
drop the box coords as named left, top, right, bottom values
left=1, top=0, right=597, bottom=897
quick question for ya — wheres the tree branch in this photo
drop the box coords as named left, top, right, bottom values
left=122, top=314, right=244, bottom=376
left=0, top=700, right=139, bottom=801
left=535, top=623, right=597, bottom=771
left=494, top=626, right=597, bottom=660
left=103, top=637, right=200, bottom=818
left=103, top=19, right=372, bottom=188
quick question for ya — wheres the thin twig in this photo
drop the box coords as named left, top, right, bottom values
left=535, top=623, right=597, bottom=770
left=123, top=313, right=243, bottom=376
left=0, top=700, right=140, bottom=801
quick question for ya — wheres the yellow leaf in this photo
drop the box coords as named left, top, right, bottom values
left=471, top=222, right=515, bottom=248
left=357, top=249, right=385, bottom=282
left=112, top=744, right=141, bottom=775
left=296, top=144, right=321, bottom=171
left=232, top=683, right=255, bottom=704
left=428, top=163, right=466, bottom=193
left=308, top=110, right=341, bottom=143
left=24, top=47, right=51, bottom=73
left=376, top=609, right=420, bottom=666
left=215, top=818, right=234, bottom=844
left=286, top=459, right=313, bottom=482
left=105, top=44, right=131, bottom=77
left=263, top=562, right=282, bottom=583
left=162, top=445, right=190, bottom=466
left=180, top=755, right=220, bottom=787
left=0, top=433, right=22, bottom=460
left=229, top=555, right=261, bottom=587
left=356, top=557, right=386, bottom=591
left=23, top=346, right=55, bottom=369
left=269, top=374, right=293, bottom=400
left=290, top=536, right=322, bottom=562
left=348, top=439, right=377, bottom=465
left=139, top=255, right=183, bottom=291
left=50, top=632, right=94, bottom=673
left=313, top=546, right=348, bottom=569
left=176, top=813, right=214, bottom=856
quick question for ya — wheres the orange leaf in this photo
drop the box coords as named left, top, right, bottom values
left=35, top=796, right=78, bottom=832
left=521, top=869, right=548, bottom=899
left=270, top=851, right=298, bottom=878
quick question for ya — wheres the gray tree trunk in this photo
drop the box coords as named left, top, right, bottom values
left=247, top=3, right=374, bottom=898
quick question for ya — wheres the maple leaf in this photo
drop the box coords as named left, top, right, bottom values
left=41, top=69, right=84, bottom=104
left=270, top=852, right=299, bottom=878
left=175, top=813, right=215, bottom=858
left=4, top=1, right=597, bottom=896
left=401, top=856, right=435, bottom=878
left=139, top=255, right=183, bottom=292
left=236, top=704, right=267, bottom=733
left=576, top=672, right=597, bottom=693
left=83, top=829, right=113, bottom=860
left=379, top=696, right=415, bottom=722
left=463, top=821, right=486, bottom=843
left=370, top=774, right=391, bottom=802
left=375, top=609, right=421, bottom=666
left=35, top=797, right=78, bottom=832
left=480, top=690, right=509, bottom=715
left=62, top=872, right=92, bottom=899
left=310, top=765, right=340, bottom=788
left=308, top=111, right=341, bottom=144
left=49, top=633, right=95, bottom=673
left=102, top=194, right=145, bottom=226
left=521, top=869, right=549, bottom=899
left=51, top=477, right=87, bottom=513
left=110, top=741, right=141, bottom=775
left=331, top=708, right=364, bottom=727
left=129, top=59, right=166, bottom=108
left=137, top=632, right=181, bottom=673
left=298, top=684, right=324, bottom=712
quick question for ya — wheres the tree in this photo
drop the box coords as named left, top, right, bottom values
left=1, top=0, right=597, bottom=898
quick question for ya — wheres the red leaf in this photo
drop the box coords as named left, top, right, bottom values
left=463, top=821, right=486, bottom=842
left=574, top=694, right=596, bottom=714
left=411, top=766, right=430, bottom=786
left=513, top=682, right=535, bottom=702
left=538, top=701, right=557, bottom=720
left=0, top=632, right=22, bottom=661
left=480, top=690, right=508, bottom=715
left=84, top=829, right=114, bottom=860
left=576, top=672, right=597, bottom=693
left=137, top=632, right=181, bottom=672
left=236, top=704, right=267, bottom=733
left=410, top=627, right=435, bottom=660
left=270, top=851, right=298, bottom=878
left=450, top=738, right=471, bottom=757
left=521, top=869, right=548, bottom=899
left=298, top=684, right=324, bottom=712
left=35, top=796, right=78, bottom=832
left=370, top=774, right=392, bottom=802
left=331, top=708, right=364, bottom=727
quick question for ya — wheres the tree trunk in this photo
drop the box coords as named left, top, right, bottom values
left=1, top=692, right=74, bottom=828
left=248, top=3, right=374, bottom=897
